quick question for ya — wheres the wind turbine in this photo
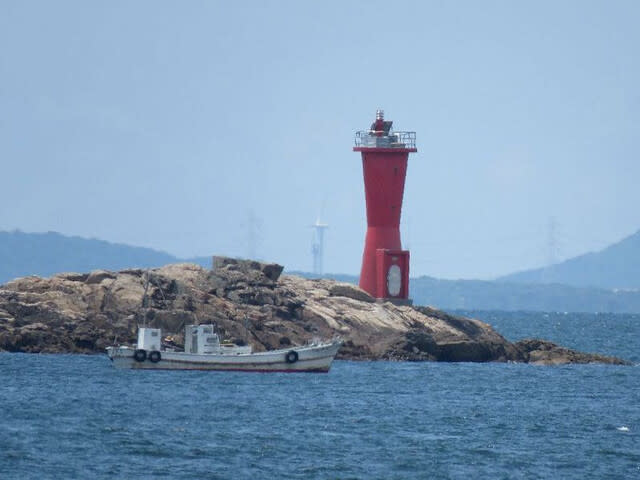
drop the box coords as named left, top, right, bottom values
left=311, top=217, right=329, bottom=275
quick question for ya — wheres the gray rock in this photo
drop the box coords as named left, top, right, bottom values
left=56, top=273, right=89, bottom=282
left=514, top=338, right=630, bottom=365
left=212, top=256, right=283, bottom=282
left=328, top=283, right=375, bottom=303
left=85, top=270, right=116, bottom=284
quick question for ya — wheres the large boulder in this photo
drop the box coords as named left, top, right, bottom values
left=328, top=283, right=375, bottom=303
left=85, top=270, right=117, bottom=285
left=212, top=256, right=284, bottom=282
left=514, top=339, right=630, bottom=365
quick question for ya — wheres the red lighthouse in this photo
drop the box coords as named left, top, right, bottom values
left=354, top=110, right=416, bottom=301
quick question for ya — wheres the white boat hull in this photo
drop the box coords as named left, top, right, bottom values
left=106, top=340, right=341, bottom=373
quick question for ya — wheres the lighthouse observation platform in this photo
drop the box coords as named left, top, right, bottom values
left=354, top=130, right=416, bottom=151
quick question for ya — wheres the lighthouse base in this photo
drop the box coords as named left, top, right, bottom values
left=359, top=248, right=410, bottom=300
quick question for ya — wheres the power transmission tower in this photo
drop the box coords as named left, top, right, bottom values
left=311, top=218, right=328, bottom=275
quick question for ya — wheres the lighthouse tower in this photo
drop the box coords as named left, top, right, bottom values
left=354, top=110, right=416, bottom=301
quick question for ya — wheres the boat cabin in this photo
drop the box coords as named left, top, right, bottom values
left=137, top=324, right=251, bottom=355
left=137, top=327, right=161, bottom=351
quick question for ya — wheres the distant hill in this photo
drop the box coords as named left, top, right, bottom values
left=499, top=229, right=640, bottom=289
left=294, top=272, right=640, bottom=314
left=0, top=231, right=178, bottom=284
left=408, top=276, right=640, bottom=314
left=4, top=230, right=640, bottom=313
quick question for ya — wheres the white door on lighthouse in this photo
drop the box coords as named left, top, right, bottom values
left=387, top=264, right=402, bottom=296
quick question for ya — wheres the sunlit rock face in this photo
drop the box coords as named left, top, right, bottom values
left=0, top=257, right=629, bottom=365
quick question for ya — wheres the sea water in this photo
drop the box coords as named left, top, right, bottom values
left=1, top=312, right=638, bottom=479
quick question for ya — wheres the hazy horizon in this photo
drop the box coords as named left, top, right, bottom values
left=2, top=1, right=639, bottom=279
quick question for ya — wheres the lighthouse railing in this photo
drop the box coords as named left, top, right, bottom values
left=355, top=131, right=416, bottom=149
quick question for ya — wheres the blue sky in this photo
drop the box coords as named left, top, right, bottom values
left=1, top=1, right=639, bottom=279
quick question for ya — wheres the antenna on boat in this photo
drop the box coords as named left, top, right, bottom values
left=142, top=271, right=150, bottom=307
left=140, top=270, right=151, bottom=327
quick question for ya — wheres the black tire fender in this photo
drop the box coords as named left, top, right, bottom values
left=148, top=351, right=162, bottom=363
left=285, top=350, right=299, bottom=364
left=133, top=349, right=147, bottom=362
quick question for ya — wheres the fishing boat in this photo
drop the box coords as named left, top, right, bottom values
left=106, top=324, right=341, bottom=372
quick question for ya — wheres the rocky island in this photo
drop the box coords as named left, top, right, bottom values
left=0, top=257, right=629, bottom=365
